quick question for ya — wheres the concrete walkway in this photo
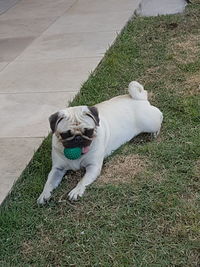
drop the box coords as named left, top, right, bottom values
left=0, top=0, right=141, bottom=204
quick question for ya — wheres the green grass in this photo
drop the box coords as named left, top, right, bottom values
left=1, top=2, right=200, bottom=266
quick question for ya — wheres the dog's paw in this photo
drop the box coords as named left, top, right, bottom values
left=37, top=191, right=51, bottom=205
left=68, top=184, right=86, bottom=201
left=151, top=130, right=160, bottom=139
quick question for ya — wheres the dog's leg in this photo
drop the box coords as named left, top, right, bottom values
left=151, top=128, right=161, bottom=139
left=152, top=113, right=163, bottom=138
left=68, top=164, right=102, bottom=201
left=37, top=167, right=66, bottom=204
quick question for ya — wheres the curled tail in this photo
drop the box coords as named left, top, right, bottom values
left=128, top=81, right=148, bottom=100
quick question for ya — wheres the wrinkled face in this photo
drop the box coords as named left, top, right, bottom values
left=49, top=106, right=99, bottom=149
left=59, top=127, right=95, bottom=148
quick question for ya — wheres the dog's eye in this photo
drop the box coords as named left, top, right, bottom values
left=84, top=128, right=94, bottom=138
left=60, top=130, right=73, bottom=139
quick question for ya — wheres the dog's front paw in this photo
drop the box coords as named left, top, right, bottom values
left=37, top=191, right=51, bottom=205
left=68, top=184, right=86, bottom=201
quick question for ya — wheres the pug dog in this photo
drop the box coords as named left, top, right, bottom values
left=37, top=81, right=163, bottom=204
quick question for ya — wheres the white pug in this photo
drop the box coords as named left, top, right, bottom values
left=37, top=81, right=163, bottom=204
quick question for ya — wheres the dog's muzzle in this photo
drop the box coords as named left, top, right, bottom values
left=62, top=135, right=92, bottom=149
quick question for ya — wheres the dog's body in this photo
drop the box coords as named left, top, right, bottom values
left=37, top=81, right=163, bottom=204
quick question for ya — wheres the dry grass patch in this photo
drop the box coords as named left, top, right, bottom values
left=170, top=34, right=200, bottom=64
left=183, top=73, right=200, bottom=96
left=151, top=169, right=167, bottom=184
left=98, top=154, right=147, bottom=185
left=21, top=228, right=60, bottom=262
left=21, top=240, right=34, bottom=257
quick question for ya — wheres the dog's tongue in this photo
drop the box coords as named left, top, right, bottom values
left=82, top=146, right=90, bottom=154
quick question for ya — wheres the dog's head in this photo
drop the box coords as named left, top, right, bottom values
left=49, top=106, right=99, bottom=150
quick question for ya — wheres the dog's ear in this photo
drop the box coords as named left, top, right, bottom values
left=87, top=106, right=100, bottom=126
left=49, top=112, right=64, bottom=133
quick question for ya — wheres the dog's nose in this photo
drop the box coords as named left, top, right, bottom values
left=74, top=135, right=82, bottom=143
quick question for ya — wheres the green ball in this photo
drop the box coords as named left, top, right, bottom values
left=64, top=147, right=82, bottom=160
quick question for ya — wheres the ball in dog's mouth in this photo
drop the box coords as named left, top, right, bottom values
left=64, top=146, right=90, bottom=160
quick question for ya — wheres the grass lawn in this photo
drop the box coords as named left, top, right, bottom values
left=1, top=2, right=200, bottom=266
